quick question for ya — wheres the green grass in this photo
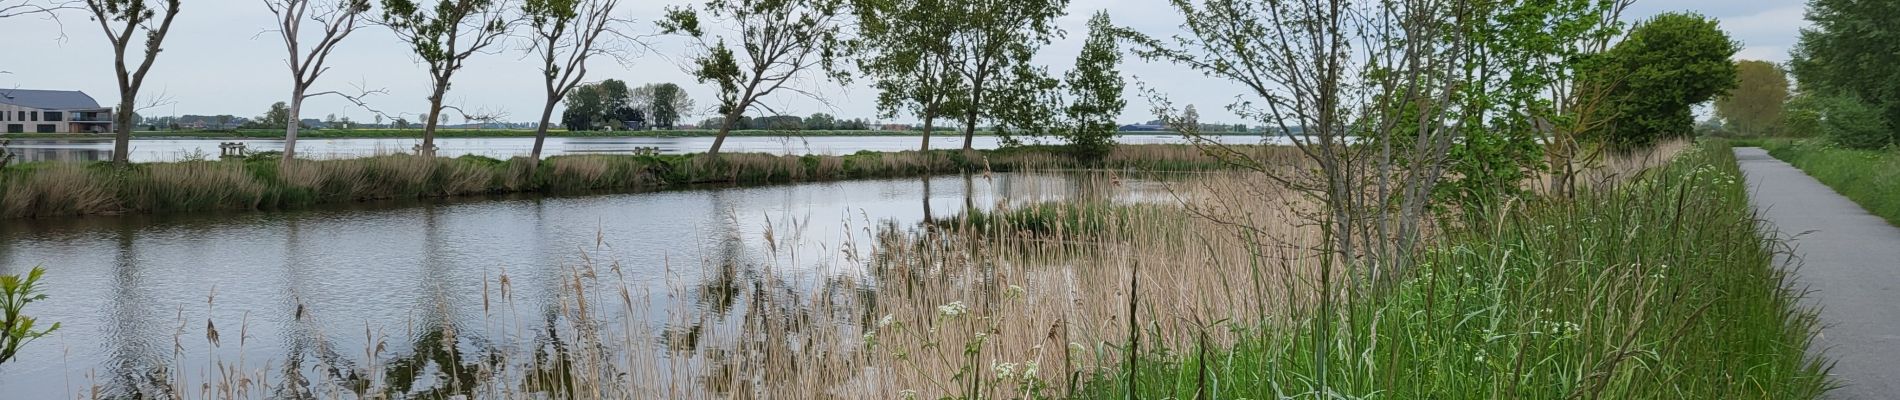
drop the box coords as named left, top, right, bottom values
left=932, top=202, right=1181, bottom=238
left=0, top=144, right=1268, bottom=219
left=1083, top=141, right=1831, bottom=399
left=1762, top=139, right=1900, bottom=227
left=2, top=128, right=1277, bottom=139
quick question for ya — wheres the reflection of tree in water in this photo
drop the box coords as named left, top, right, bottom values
left=101, top=222, right=172, bottom=398
left=375, top=322, right=500, bottom=398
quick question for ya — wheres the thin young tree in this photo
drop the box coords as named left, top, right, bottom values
left=944, top=0, right=1067, bottom=152
left=1059, top=10, right=1123, bottom=163
left=854, top=0, right=960, bottom=152
left=523, top=0, right=624, bottom=164
left=661, top=0, right=850, bottom=157
left=84, top=0, right=181, bottom=165
left=265, top=0, right=373, bottom=161
left=380, top=0, right=513, bottom=156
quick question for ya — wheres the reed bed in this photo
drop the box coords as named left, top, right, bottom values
left=0, top=144, right=1280, bottom=219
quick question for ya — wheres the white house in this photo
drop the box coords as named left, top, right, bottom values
left=0, top=89, right=114, bottom=134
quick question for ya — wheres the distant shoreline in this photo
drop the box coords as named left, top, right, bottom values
left=1, top=129, right=1263, bottom=140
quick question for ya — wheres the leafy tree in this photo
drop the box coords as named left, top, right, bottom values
left=260, top=102, right=293, bottom=129
left=1791, top=0, right=1900, bottom=135
left=524, top=0, right=625, bottom=162
left=1783, top=93, right=1824, bottom=138
left=1059, top=11, right=1122, bottom=163
left=944, top=0, right=1068, bottom=151
left=1589, top=12, right=1739, bottom=149
left=806, top=112, right=836, bottom=130
left=1819, top=95, right=1894, bottom=149
left=84, top=0, right=182, bottom=164
left=379, top=0, right=513, bottom=156
left=646, top=83, right=693, bottom=129
left=854, top=0, right=961, bottom=151
left=265, top=0, right=373, bottom=161
left=561, top=79, right=634, bottom=130
left=661, top=0, right=850, bottom=157
left=1714, top=60, right=1791, bottom=137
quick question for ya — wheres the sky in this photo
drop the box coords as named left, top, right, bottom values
left=0, top=0, right=1809, bottom=125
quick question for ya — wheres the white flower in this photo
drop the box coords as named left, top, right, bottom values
left=876, top=314, right=895, bottom=328
left=899, top=389, right=918, bottom=400
left=938, top=301, right=968, bottom=318
left=993, top=362, right=1018, bottom=380
left=1022, top=361, right=1039, bottom=379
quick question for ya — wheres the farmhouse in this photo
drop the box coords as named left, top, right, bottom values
left=0, top=89, right=114, bottom=134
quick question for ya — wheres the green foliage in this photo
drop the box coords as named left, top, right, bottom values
left=1, top=267, right=59, bottom=365
left=662, top=0, right=850, bottom=154
left=1715, top=60, right=1792, bottom=137
left=940, top=0, right=1070, bottom=149
left=1815, top=95, right=1895, bottom=150
left=1783, top=93, right=1825, bottom=138
left=256, top=101, right=292, bottom=129
left=1058, top=11, right=1124, bottom=164
left=645, top=83, right=692, bottom=129
left=562, top=79, right=646, bottom=130
left=379, top=0, right=512, bottom=144
left=1590, top=12, right=1740, bottom=148
left=1791, top=0, right=1900, bottom=135
left=1089, top=143, right=1831, bottom=399
left=853, top=0, right=965, bottom=149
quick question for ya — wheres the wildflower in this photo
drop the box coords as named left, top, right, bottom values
left=993, top=362, right=1018, bottom=380
left=938, top=301, right=968, bottom=318
left=1022, top=361, right=1040, bottom=379
left=899, top=389, right=918, bottom=400
left=1007, top=285, right=1027, bottom=299
left=876, top=314, right=895, bottom=329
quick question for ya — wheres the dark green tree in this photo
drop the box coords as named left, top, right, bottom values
left=1589, top=12, right=1739, bottom=148
left=805, top=113, right=836, bottom=130
left=854, top=0, right=962, bottom=151
left=944, top=0, right=1068, bottom=151
left=1791, top=0, right=1900, bottom=136
left=1059, top=11, right=1123, bottom=163
left=646, top=83, right=693, bottom=129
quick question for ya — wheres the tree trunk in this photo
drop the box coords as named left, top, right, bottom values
left=531, top=99, right=558, bottom=167
left=707, top=110, right=739, bottom=157
left=920, top=116, right=934, bottom=152
left=112, top=96, right=134, bottom=164
left=961, top=111, right=978, bottom=152
left=421, top=86, right=446, bottom=157
left=284, top=88, right=304, bottom=161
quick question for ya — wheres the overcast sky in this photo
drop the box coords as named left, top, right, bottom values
left=0, top=0, right=1807, bottom=125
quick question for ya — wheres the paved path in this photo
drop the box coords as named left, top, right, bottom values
left=1736, top=147, right=1900, bottom=399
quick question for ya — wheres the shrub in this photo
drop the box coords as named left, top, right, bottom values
left=1821, top=96, right=1894, bottom=149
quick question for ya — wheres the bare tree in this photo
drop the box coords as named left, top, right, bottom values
left=264, top=0, right=373, bottom=161
left=660, top=0, right=850, bottom=157
left=84, top=0, right=181, bottom=165
left=1, top=0, right=75, bottom=18
left=379, top=0, right=513, bottom=156
left=523, top=0, right=626, bottom=165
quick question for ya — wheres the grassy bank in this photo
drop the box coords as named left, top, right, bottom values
left=0, top=144, right=1269, bottom=219
left=1763, top=140, right=1900, bottom=226
left=1085, top=142, right=1831, bottom=398
left=3, top=128, right=1272, bottom=139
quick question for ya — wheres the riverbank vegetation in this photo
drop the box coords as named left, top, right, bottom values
left=1763, top=140, right=1900, bottom=226
left=0, top=144, right=1269, bottom=219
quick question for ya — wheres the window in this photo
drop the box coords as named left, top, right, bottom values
left=30, top=111, right=39, bottom=122
left=45, top=111, right=62, bottom=122
left=14, top=111, right=21, bottom=121
left=36, top=124, right=56, bottom=133
left=6, top=124, right=22, bottom=133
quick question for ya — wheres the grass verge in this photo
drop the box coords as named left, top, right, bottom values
left=1762, top=139, right=1900, bottom=227
left=1084, top=141, right=1832, bottom=398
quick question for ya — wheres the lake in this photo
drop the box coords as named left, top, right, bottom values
left=0, top=134, right=1277, bottom=163
left=0, top=171, right=1175, bottom=398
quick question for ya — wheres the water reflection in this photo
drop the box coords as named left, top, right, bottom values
left=0, top=171, right=1170, bottom=397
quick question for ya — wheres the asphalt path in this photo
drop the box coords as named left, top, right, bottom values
left=1736, top=147, right=1900, bottom=399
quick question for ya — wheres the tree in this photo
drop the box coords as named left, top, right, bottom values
left=646, top=82, right=692, bottom=129
left=379, top=0, right=512, bottom=156
left=84, top=0, right=181, bottom=164
left=1713, top=60, right=1791, bottom=137
left=561, top=79, right=638, bottom=130
left=1059, top=11, right=1122, bottom=163
left=524, top=0, right=624, bottom=163
left=260, top=102, right=293, bottom=128
left=1, top=0, right=74, bottom=19
left=854, top=0, right=961, bottom=151
left=1589, top=12, right=1739, bottom=149
left=661, top=0, right=850, bottom=157
left=945, top=0, right=1067, bottom=151
left=1791, top=0, right=1900, bottom=136
left=266, top=0, right=372, bottom=161
left=805, top=112, right=836, bottom=130
left=1818, top=95, right=1894, bottom=149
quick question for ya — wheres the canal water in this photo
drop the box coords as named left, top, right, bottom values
left=0, top=134, right=1275, bottom=163
left=0, top=171, right=1171, bottom=398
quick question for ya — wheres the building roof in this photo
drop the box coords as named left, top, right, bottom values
left=0, top=89, right=105, bottom=110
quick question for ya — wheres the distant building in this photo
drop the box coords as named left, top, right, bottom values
left=0, top=89, right=114, bottom=134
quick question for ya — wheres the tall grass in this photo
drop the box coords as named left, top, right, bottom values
left=0, top=144, right=1275, bottom=219
left=1086, top=141, right=1831, bottom=398
left=1763, top=139, right=1900, bottom=226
